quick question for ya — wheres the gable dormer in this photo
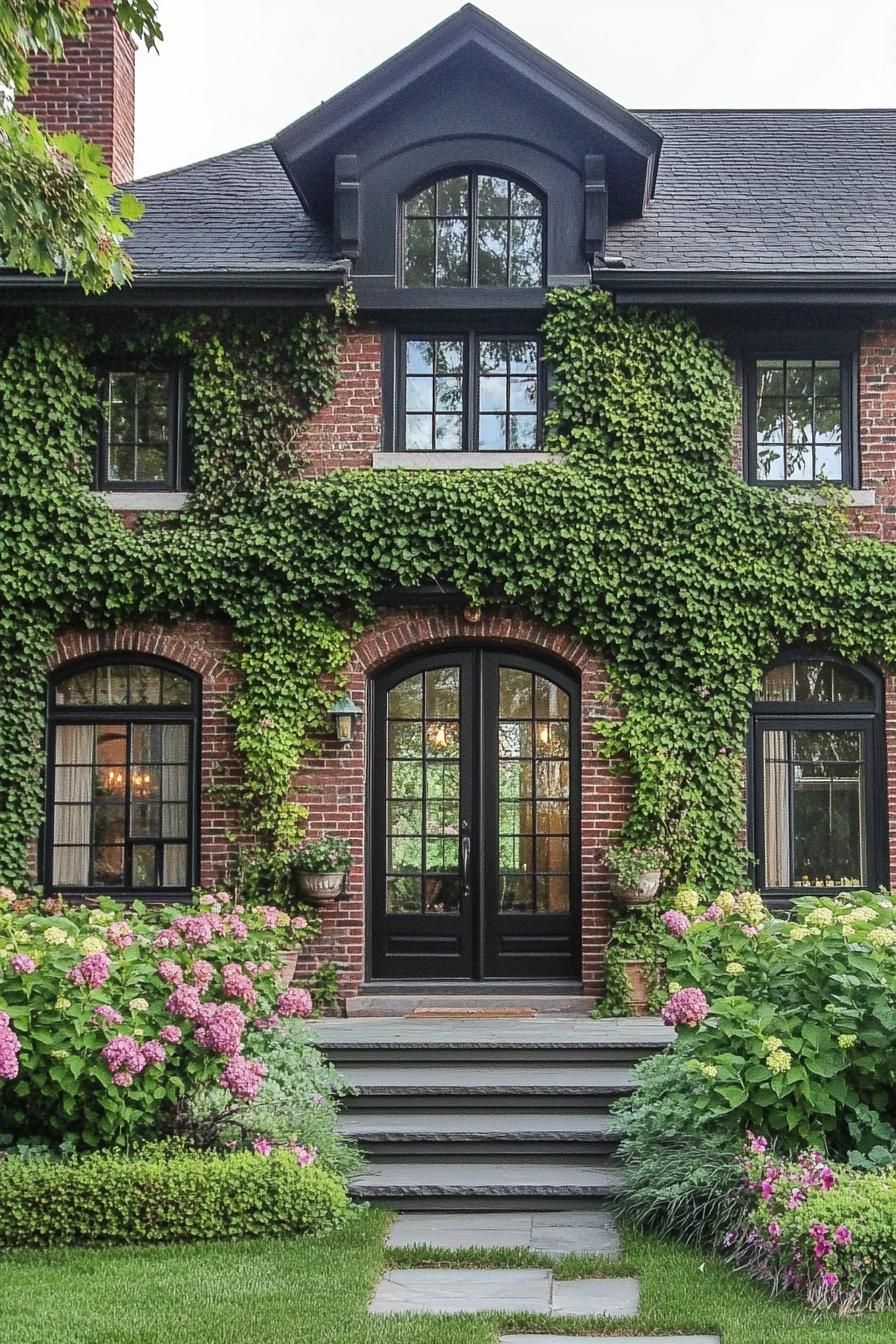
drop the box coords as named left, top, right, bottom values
left=272, top=5, right=661, bottom=304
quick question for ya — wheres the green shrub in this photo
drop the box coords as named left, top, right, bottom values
left=0, top=1146, right=350, bottom=1248
left=188, top=1019, right=362, bottom=1178
left=612, top=1046, right=741, bottom=1243
left=658, top=887, right=896, bottom=1157
left=730, top=1146, right=896, bottom=1313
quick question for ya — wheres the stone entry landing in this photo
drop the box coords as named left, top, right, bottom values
left=387, top=1209, right=620, bottom=1256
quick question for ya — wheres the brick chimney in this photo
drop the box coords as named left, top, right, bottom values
left=16, top=0, right=136, bottom=183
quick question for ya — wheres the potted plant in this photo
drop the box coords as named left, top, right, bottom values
left=595, top=906, right=663, bottom=1018
left=291, top=835, right=352, bottom=904
left=605, top=841, right=665, bottom=907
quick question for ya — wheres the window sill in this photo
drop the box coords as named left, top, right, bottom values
left=373, top=452, right=564, bottom=470
left=101, top=491, right=189, bottom=512
left=777, top=487, right=876, bottom=508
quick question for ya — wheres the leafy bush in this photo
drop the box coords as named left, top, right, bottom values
left=727, top=1142, right=896, bottom=1314
left=657, top=887, right=896, bottom=1157
left=0, top=1145, right=349, bottom=1248
left=612, top=1045, right=742, bottom=1243
left=187, top=1018, right=361, bottom=1178
left=0, top=888, right=317, bottom=1146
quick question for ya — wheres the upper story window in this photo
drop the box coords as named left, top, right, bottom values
left=46, top=658, right=199, bottom=897
left=400, top=334, right=541, bottom=453
left=99, top=366, right=186, bottom=492
left=750, top=653, right=884, bottom=898
left=402, top=173, right=544, bottom=288
left=745, top=350, right=856, bottom=487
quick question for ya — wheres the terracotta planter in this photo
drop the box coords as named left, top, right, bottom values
left=294, top=869, right=346, bottom=904
left=609, top=868, right=662, bottom=907
left=277, top=949, right=299, bottom=987
left=622, top=959, right=651, bottom=1015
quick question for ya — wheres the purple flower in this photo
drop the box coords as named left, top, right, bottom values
left=101, top=1034, right=145, bottom=1076
left=661, top=909, right=690, bottom=937
left=10, top=954, right=36, bottom=974
left=740, top=924, right=762, bottom=937
left=106, top=921, right=133, bottom=949
left=748, top=1132, right=768, bottom=1154
left=111, top=1070, right=134, bottom=1087
left=156, top=959, right=183, bottom=985
left=822, top=1272, right=839, bottom=1289
left=660, top=986, right=709, bottom=1028
left=768, top=1221, right=782, bottom=1239
left=276, top=988, right=313, bottom=1018
left=219, top=1055, right=266, bottom=1100
left=819, top=1166, right=836, bottom=1192
left=253, top=1137, right=273, bottom=1156
left=159, top=1024, right=182, bottom=1045
left=68, top=952, right=112, bottom=988
left=194, top=1003, right=246, bottom=1056
left=140, top=1040, right=166, bottom=1067
left=703, top=902, right=723, bottom=922
left=93, top=1004, right=124, bottom=1026
left=834, top=1225, right=852, bottom=1246
left=165, top=984, right=203, bottom=1020
left=0, top=1014, right=21, bottom=1081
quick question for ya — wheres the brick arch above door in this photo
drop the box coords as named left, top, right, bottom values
left=297, top=606, right=633, bottom=999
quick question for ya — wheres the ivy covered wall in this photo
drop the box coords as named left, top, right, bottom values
left=4, top=289, right=896, bottom=894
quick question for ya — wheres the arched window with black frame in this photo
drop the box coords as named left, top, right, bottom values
left=750, top=652, right=885, bottom=898
left=45, top=656, right=200, bottom=898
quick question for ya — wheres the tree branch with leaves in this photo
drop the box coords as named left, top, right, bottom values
left=0, top=1, right=161, bottom=292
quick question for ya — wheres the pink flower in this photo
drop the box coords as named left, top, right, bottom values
left=140, top=1040, right=166, bottom=1066
left=748, top=1132, right=769, bottom=1154
left=101, top=1034, right=145, bottom=1075
left=703, top=902, right=723, bottom=922
left=760, top=1178, right=776, bottom=1201
left=159, top=1024, right=182, bottom=1045
left=68, top=952, right=112, bottom=988
left=154, top=928, right=181, bottom=949
left=194, top=1003, right=246, bottom=1056
left=156, top=959, right=183, bottom=985
left=225, top=915, right=248, bottom=940
left=787, top=1188, right=805, bottom=1210
left=93, top=1004, right=124, bottom=1025
left=312, top=1092, right=324, bottom=1106
left=288, top=1142, right=316, bottom=1167
left=740, top=924, right=762, bottom=937
left=191, top=959, right=215, bottom=990
left=10, top=954, right=36, bottom=974
left=291, top=916, right=307, bottom=930
left=106, top=921, right=133, bottom=949
left=768, top=1221, right=782, bottom=1239
left=172, top=915, right=215, bottom=947
left=198, top=894, right=219, bottom=907
left=253, top=1137, right=273, bottom=1156
left=254, top=1013, right=280, bottom=1031
left=819, top=1166, right=836, bottom=1191
left=822, top=1272, right=839, bottom=1290
left=257, top=905, right=282, bottom=930
left=219, top=1055, right=266, bottom=1100
left=276, top=988, right=313, bottom=1018
left=661, top=909, right=690, bottom=937
left=259, top=961, right=273, bottom=973
left=165, top=984, right=203, bottom=1019
left=660, top=986, right=709, bottom=1028
left=0, top=1014, right=21, bottom=1081
left=221, top=968, right=257, bottom=1006
left=834, top=1225, right=852, bottom=1246
left=111, top=1071, right=134, bottom=1087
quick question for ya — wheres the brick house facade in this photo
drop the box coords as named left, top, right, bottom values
left=15, top=7, right=896, bottom=1004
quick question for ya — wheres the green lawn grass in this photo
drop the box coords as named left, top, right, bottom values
left=3, top=1209, right=896, bottom=1344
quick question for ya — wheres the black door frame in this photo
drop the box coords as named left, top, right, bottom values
left=366, top=642, right=581, bottom=983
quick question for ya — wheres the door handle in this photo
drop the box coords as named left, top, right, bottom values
left=461, top=820, right=471, bottom=901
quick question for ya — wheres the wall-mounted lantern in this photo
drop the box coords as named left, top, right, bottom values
left=328, top=694, right=362, bottom=745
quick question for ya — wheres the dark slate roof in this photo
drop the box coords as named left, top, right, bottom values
left=123, top=140, right=338, bottom=275
left=123, top=111, right=896, bottom=279
left=610, top=109, right=896, bottom=273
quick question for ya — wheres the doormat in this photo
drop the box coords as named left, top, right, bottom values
left=406, top=1007, right=537, bottom=1018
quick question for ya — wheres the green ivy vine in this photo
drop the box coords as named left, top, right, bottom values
left=3, top=289, right=896, bottom=904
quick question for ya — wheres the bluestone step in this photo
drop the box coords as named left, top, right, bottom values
left=351, top=1156, right=624, bottom=1209
left=337, top=1108, right=618, bottom=1156
left=499, top=1338, right=720, bottom=1344
left=337, top=1061, right=637, bottom=1099
left=368, top=1267, right=640, bottom=1317
left=386, top=1209, right=621, bottom=1256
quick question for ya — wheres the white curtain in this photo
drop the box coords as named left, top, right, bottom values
left=160, top=723, right=188, bottom=887
left=763, top=730, right=791, bottom=887
left=53, top=725, right=94, bottom=885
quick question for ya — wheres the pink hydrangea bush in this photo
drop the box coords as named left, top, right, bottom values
left=0, top=889, right=317, bottom=1148
left=725, top=1140, right=893, bottom=1314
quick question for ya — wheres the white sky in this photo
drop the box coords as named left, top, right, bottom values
left=135, top=0, right=896, bottom=178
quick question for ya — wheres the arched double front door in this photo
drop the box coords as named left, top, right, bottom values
left=370, top=647, right=580, bottom=981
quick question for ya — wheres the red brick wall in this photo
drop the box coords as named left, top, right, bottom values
left=17, top=1, right=135, bottom=184
left=299, top=329, right=382, bottom=472
left=48, top=622, right=245, bottom=889
left=294, top=607, right=632, bottom=999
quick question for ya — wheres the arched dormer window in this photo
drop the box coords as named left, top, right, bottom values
left=750, top=652, right=885, bottom=898
left=402, top=172, right=544, bottom=288
left=45, top=657, right=199, bottom=897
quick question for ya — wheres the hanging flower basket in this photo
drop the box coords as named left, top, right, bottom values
left=290, top=835, right=352, bottom=905
left=294, top=870, right=346, bottom=904
left=606, top=842, right=665, bottom=907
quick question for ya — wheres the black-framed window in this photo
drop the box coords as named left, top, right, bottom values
left=98, top=365, right=186, bottom=491
left=399, top=334, right=541, bottom=453
left=402, top=172, right=544, bottom=288
left=750, top=653, right=885, bottom=899
left=45, top=657, right=200, bottom=897
left=745, top=348, right=857, bottom=487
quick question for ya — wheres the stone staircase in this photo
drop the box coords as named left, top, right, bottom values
left=314, top=1013, right=671, bottom=1210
